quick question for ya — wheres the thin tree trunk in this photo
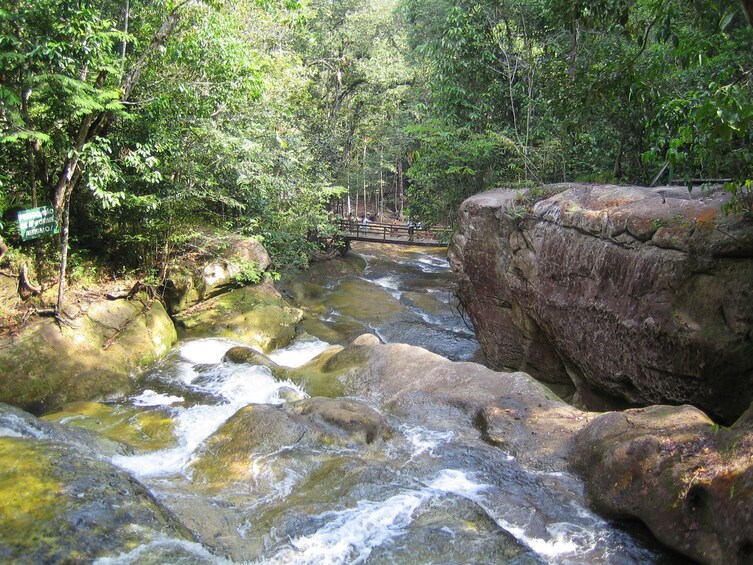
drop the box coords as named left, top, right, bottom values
left=49, top=2, right=187, bottom=311
left=362, top=144, right=367, bottom=217
left=379, top=145, right=384, bottom=221
left=120, top=0, right=130, bottom=82
left=56, top=196, right=71, bottom=312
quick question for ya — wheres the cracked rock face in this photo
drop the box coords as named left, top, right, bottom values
left=449, top=184, right=753, bottom=423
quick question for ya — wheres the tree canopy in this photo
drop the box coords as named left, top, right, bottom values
left=1, top=0, right=751, bottom=293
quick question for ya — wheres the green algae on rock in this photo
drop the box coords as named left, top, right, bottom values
left=42, top=401, right=176, bottom=452
left=0, top=405, right=196, bottom=563
left=173, top=278, right=303, bottom=353
left=0, top=294, right=177, bottom=414
left=190, top=397, right=392, bottom=488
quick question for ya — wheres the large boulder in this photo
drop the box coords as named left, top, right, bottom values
left=449, top=183, right=753, bottom=422
left=162, top=231, right=271, bottom=314
left=0, top=293, right=177, bottom=414
left=573, top=403, right=753, bottom=565
left=290, top=334, right=753, bottom=563
left=173, top=277, right=303, bottom=353
left=0, top=403, right=199, bottom=563
left=290, top=333, right=592, bottom=471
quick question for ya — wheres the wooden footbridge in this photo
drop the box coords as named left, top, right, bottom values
left=334, top=220, right=448, bottom=248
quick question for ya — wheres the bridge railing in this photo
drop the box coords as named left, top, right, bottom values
left=334, top=220, right=446, bottom=243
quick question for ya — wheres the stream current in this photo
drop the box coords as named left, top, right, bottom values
left=94, top=243, right=679, bottom=564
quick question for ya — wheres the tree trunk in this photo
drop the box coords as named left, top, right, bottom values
left=56, top=197, right=71, bottom=312
left=744, top=0, right=753, bottom=27
left=362, top=144, right=367, bottom=217
left=48, top=2, right=187, bottom=312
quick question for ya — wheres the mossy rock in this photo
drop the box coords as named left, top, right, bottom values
left=0, top=424, right=195, bottom=562
left=286, top=344, right=351, bottom=398
left=222, top=346, right=290, bottom=380
left=162, top=231, right=272, bottom=314
left=42, top=401, right=176, bottom=452
left=173, top=281, right=303, bottom=353
left=0, top=294, right=177, bottom=414
left=191, top=397, right=392, bottom=488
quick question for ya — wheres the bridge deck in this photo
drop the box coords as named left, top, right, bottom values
left=335, top=220, right=447, bottom=247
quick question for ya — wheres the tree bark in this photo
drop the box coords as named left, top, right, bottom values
left=55, top=196, right=71, bottom=312
left=744, top=0, right=753, bottom=27
left=19, top=263, right=41, bottom=297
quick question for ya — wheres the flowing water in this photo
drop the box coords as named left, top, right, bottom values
left=72, top=243, right=679, bottom=563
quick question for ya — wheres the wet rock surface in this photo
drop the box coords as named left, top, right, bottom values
left=294, top=335, right=752, bottom=564
left=0, top=403, right=196, bottom=563
left=296, top=334, right=592, bottom=471
left=172, top=277, right=303, bottom=353
left=193, top=396, right=393, bottom=482
left=449, top=183, right=753, bottom=422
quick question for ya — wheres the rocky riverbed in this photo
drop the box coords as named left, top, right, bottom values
left=0, top=213, right=751, bottom=563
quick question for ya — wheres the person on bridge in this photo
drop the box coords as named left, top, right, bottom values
left=408, top=219, right=415, bottom=242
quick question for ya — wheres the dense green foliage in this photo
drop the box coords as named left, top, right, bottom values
left=402, top=0, right=753, bottom=224
left=0, top=0, right=751, bottom=290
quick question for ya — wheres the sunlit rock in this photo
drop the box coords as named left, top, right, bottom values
left=191, top=397, right=393, bottom=487
left=43, top=401, right=176, bottom=453
left=0, top=403, right=195, bottom=562
left=173, top=278, right=303, bottom=353
left=449, top=183, right=753, bottom=422
left=162, top=231, right=271, bottom=314
left=573, top=403, right=753, bottom=565
left=292, top=335, right=753, bottom=564
left=222, top=346, right=288, bottom=379
left=0, top=293, right=177, bottom=414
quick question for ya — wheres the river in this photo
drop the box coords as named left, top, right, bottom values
left=74, top=243, right=681, bottom=563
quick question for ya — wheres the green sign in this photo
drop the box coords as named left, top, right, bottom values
left=18, top=206, right=59, bottom=241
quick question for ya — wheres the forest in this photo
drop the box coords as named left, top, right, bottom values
left=1, top=0, right=752, bottom=294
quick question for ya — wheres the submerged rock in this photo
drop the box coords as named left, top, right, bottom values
left=449, top=183, right=753, bottom=422
left=0, top=403, right=196, bottom=563
left=0, top=294, right=177, bottom=414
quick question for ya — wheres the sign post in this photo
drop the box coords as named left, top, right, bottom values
left=17, top=206, right=59, bottom=241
